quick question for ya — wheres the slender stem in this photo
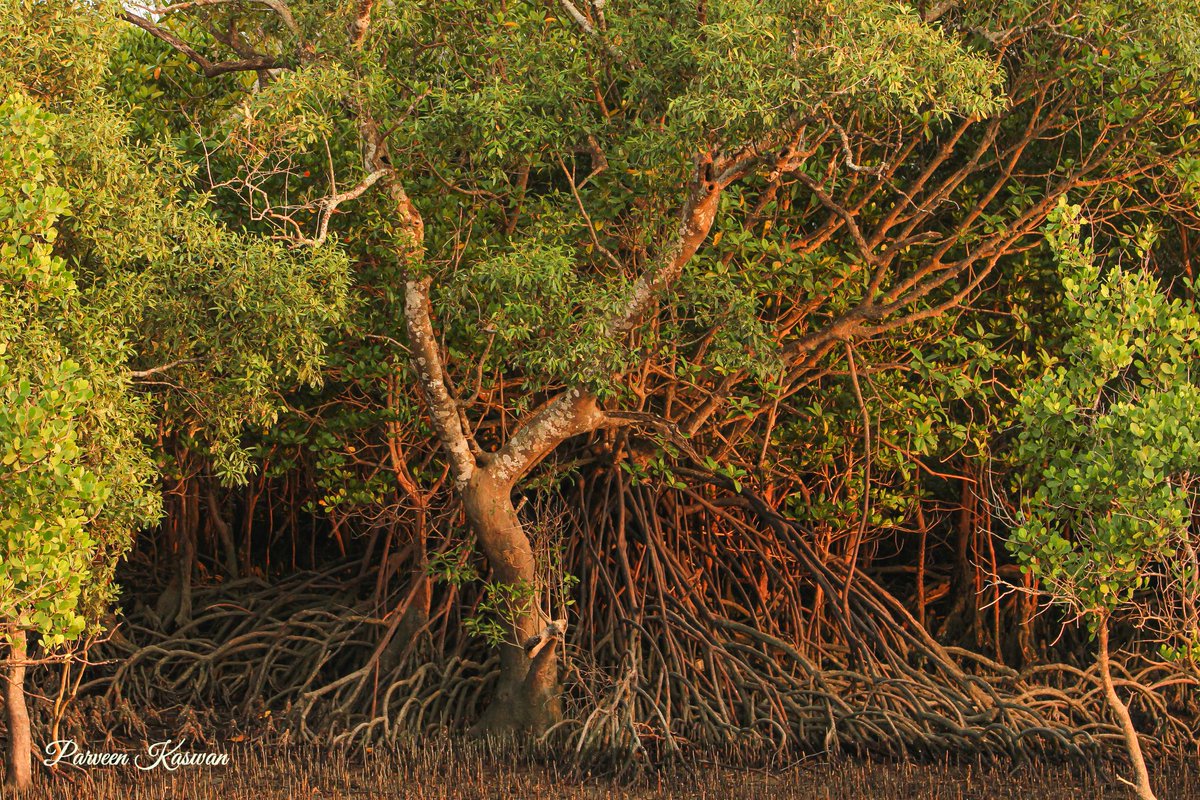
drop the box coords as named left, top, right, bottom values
left=1097, top=615, right=1157, bottom=800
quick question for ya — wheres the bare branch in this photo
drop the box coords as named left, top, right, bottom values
left=488, top=388, right=609, bottom=487
left=310, top=167, right=390, bottom=245
left=129, top=358, right=199, bottom=379
left=557, top=0, right=639, bottom=67
left=129, top=0, right=300, bottom=36
left=921, top=0, right=959, bottom=23
left=607, top=167, right=723, bottom=337
left=487, top=149, right=765, bottom=485
left=121, top=11, right=286, bottom=77
left=828, top=116, right=887, bottom=175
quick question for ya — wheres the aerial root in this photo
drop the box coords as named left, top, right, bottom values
left=29, top=475, right=1199, bottom=772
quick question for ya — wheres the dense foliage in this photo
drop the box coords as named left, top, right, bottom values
left=0, top=0, right=349, bottom=691
left=1011, top=201, right=1200, bottom=642
left=4, top=0, right=1200, bottom=795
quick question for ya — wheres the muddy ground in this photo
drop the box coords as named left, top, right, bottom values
left=4, top=741, right=1199, bottom=799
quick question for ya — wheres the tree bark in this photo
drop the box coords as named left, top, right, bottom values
left=461, top=469, right=560, bottom=735
left=155, top=478, right=196, bottom=627
left=368, top=140, right=571, bottom=733
left=122, top=0, right=758, bottom=745
left=207, top=487, right=239, bottom=580
left=1097, top=616, right=1157, bottom=800
left=366, top=118, right=746, bottom=737
left=4, top=628, right=32, bottom=792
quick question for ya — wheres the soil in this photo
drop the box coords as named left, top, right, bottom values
left=4, top=742, right=1198, bottom=799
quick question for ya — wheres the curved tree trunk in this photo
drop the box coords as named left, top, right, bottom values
left=4, top=628, right=32, bottom=792
left=462, top=470, right=561, bottom=735
left=1097, top=616, right=1157, bottom=800
left=363, top=111, right=741, bottom=739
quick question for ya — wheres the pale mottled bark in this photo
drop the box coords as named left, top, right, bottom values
left=348, top=0, right=375, bottom=46
left=492, top=170, right=730, bottom=488
left=360, top=111, right=755, bottom=734
left=489, top=388, right=607, bottom=487
left=402, top=276, right=477, bottom=487
left=607, top=177, right=722, bottom=338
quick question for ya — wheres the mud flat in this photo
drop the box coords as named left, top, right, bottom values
left=5, top=742, right=1199, bottom=799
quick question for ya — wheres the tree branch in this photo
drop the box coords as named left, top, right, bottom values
left=129, top=358, right=199, bottom=379
left=310, top=167, right=391, bottom=245
left=129, top=0, right=300, bottom=36
left=487, top=388, right=609, bottom=487
left=402, top=276, right=478, bottom=486
left=489, top=150, right=767, bottom=485
left=921, top=0, right=959, bottom=23
left=121, top=11, right=286, bottom=77
left=557, top=0, right=638, bottom=67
